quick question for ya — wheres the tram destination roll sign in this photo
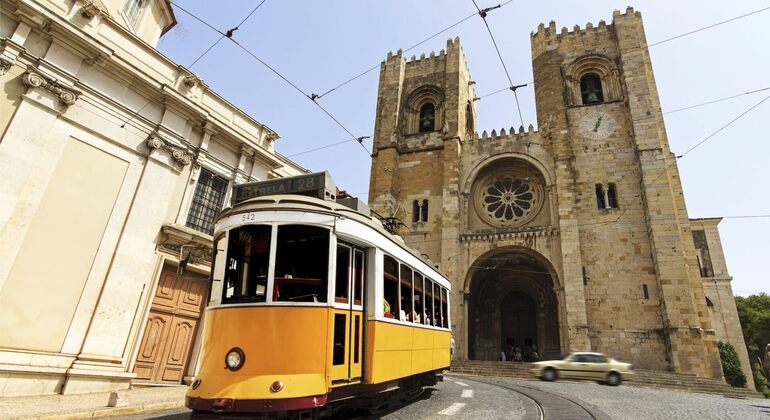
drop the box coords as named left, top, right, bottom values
left=231, top=171, right=337, bottom=205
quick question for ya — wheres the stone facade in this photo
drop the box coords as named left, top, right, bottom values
left=0, top=0, right=303, bottom=397
left=368, top=7, right=751, bottom=387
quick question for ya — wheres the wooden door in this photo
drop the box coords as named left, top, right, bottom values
left=133, top=263, right=208, bottom=384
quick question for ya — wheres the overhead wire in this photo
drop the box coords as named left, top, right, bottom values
left=120, top=1, right=269, bottom=128
left=168, top=1, right=371, bottom=155
left=584, top=93, right=770, bottom=230
left=313, top=2, right=517, bottom=100
left=188, top=0, right=269, bottom=69
left=470, top=0, right=525, bottom=127
left=649, top=6, right=770, bottom=47
left=663, top=86, right=770, bottom=115
left=287, top=135, right=372, bottom=158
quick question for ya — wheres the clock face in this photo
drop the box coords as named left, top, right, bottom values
left=579, top=111, right=616, bottom=140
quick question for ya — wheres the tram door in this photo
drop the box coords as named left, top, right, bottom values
left=331, top=244, right=365, bottom=383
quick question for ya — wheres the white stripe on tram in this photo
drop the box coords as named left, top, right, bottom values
left=461, top=389, right=474, bottom=398
left=439, top=402, right=466, bottom=416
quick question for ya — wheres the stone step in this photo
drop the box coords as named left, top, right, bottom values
left=0, top=385, right=187, bottom=419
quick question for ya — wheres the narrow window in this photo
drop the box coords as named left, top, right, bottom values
left=186, top=168, right=229, bottom=234
left=223, top=225, right=271, bottom=304
left=383, top=256, right=398, bottom=318
left=353, top=249, right=364, bottom=306
left=432, top=282, right=441, bottom=327
left=122, top=0, right=145, bottom=26
left=273, top=225, right=329, bottom=302
left=424, top=280, right=434, bottom=326
left=335, top=245, right=351, bottom=304
left=419, top=103, right=436, bottom=132
left=607, top=183, right=618, bottom=208
left=332, top=314, right=346, bottom=365
left=642, top=284, right=649, bottom=300
left=353, top=315, right=361, bottom=363
left=580, top=73, right=604, bottom=104
left=413, top=273, right=424, bottom=324
left=706, top=297, right=714, bottom=307
left=412, top=200, right=420, bottom=223
left=595, top=184, right=606, bottom=209
left=466, top=101, right=474, bottom=135
left=209, top=233, right=227, bottom=305
left=441, top=287, right=449, bottom=328
left=421, top=199, right=429, bottom=222
left=399, top=264, right=413, bottom=321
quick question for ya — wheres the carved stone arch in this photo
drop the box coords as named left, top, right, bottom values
left=402, top=85, right=445, bottom=135
left=563, top=54, right=623, bottom=106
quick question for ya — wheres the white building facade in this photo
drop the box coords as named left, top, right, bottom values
left=0, top=0, right=304, bottom=396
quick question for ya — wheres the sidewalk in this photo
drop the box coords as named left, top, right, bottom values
left=0, top=386, right=187, bottom=419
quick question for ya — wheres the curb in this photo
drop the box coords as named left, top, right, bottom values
left=30, top=401, right=185, bottom=420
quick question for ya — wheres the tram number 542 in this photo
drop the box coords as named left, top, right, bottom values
left=241, top=213, right=256, bottom=222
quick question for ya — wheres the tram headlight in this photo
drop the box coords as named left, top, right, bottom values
left=225, top=347, right=245, bottom=371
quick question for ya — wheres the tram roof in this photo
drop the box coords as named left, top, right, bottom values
left=219, top=194, right=448, bottom=281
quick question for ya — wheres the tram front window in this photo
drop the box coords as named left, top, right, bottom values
left=223, top=225, right=271, bottom=303
left=274, top=225, right=329, bottom=303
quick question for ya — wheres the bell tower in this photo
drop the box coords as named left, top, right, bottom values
left=530, top=7, right=722, bottom=378
left=368, top=38, right=476, bottom=270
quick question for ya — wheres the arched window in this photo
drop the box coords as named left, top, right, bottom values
left=607, top=183, right=618, bottom=208
left=581, top=73, right=604, bottom=105
left=412, top=199, right=429, bottom=223
left=595, top=184, right=606, bottom=209
left=419, top=103, right=436, bottom=132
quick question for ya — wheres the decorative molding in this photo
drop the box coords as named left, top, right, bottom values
left=0, top=58, right=11, bottom=76
left=147, top=135, right=193, bottom=165
left=459, top=226, right=558, bottom=242
left=22, top=67, right=81, bottom=105
left=78, top=1, right=102, bottom=20
left=158, top=224, right=213, bottom=266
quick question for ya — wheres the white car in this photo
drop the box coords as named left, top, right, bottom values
left=531, top=352, right=633, bottom=386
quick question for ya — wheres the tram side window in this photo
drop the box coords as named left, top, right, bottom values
left=383, top=256, right=398, bottom=318
left=224, top=225, right=271, bottom=303
left=413, top=273, right=424, bottom=324
left=274, top=225, right=329, bottom=303
left=441, top=287, right=449, bottom=328
left=335, top=245, right=351, bottom=304
left=400, top=264, right=413, bottom=322
left=209, top=234, right=226, bottom=305
left=353, top=249, right=364, bottom=306
left=432, top=282, right=441, bottom=327
left=425, top=280, right=434, bottom=326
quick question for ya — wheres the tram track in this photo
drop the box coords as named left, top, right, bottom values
left=453, top=375, right=610, bottom=420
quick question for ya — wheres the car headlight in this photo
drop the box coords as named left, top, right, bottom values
left=225, top=347, right=245, bottom=371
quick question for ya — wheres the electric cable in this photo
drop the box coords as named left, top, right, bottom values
left=168, top=1, right=371, bottom=155
left=120, top=1, right=269, bottom=128
left=649, top=6, right=770, bottom=47
left=314, top=1, right=514, bottom=100
left=471, top=0, right=525, bottom=127
left=664, top=86, right=770, bottom=115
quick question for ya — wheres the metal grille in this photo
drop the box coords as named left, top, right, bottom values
left=186, top=169, right=228, bottom=235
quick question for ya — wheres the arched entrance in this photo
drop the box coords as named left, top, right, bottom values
left=467, top=249, right=561, bottom=361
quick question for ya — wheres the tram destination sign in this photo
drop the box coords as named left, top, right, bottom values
left=231, top=171, right=337, bottom=205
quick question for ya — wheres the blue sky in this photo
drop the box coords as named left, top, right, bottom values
left=158, top=1, right=770, bottom=297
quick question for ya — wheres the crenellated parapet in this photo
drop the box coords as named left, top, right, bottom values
left=531, top=6, right=641, bottom=59
left=468, top=124, right=538, bottom=143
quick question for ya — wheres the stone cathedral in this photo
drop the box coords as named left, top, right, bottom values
left=367, top=7, right=752, bottom=383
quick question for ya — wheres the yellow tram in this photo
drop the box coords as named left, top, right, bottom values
left=185, top=173, right=451, bottom=416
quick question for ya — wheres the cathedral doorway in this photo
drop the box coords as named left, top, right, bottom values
left=466, top=249, right=561, bottom=361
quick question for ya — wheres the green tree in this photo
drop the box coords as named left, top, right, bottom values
left=718, top=341, right=747, bottom=388
left=735, top=293, right=770, bottom=396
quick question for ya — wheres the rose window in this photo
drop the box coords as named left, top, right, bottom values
left=474, top=173, right=543, bottom=227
